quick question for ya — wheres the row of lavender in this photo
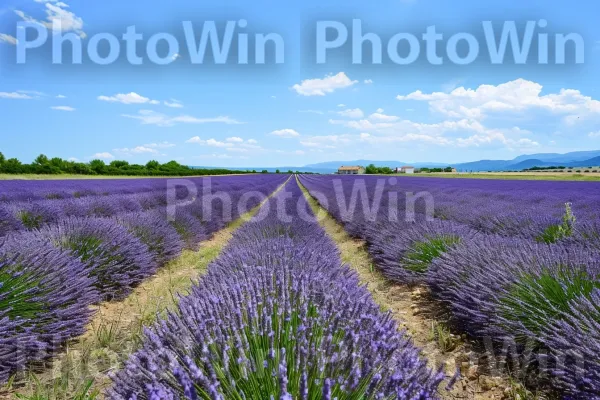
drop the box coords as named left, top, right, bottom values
left=0, top=174, right=287, bottom=384
left=299, top=175, right=600, bottom=399
left=0, top=175, right=273, bottom=237
left=301, top=175, right=600, bottom=242
left=108, top=178, right=444, bottom=399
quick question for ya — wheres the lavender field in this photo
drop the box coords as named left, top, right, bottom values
left=300, top=174, right=600, bottom=399
left=0, top=175, right=287, bottom=387
left=2, top=173, right=600, bottom=399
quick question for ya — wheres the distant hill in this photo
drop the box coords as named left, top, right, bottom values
left=452, top=159, right=512, bottom=172
left=303, top=160, right=449, bottom=173
left=193, top=150, right=600, bottom=174
left=455, top=154, right=600, bottom=172
left=511, top=150, right=600, bottom=164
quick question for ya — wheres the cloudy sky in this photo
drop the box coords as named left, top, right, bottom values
left=0, top=0, right=599, bottom=167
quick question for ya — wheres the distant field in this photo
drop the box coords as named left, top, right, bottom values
left=396, top=172, right=600, bottom=181
left=0, top=173, right=252, bottom=180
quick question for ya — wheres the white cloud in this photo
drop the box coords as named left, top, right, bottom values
left=18, top=90, right=46, bottom=97
left=295, top=150, right=305, bottom=155
left=114, top=146, right=159, bottom=154
left=92, top=152, right=114, bottom=160
left=51, top=105, right=75, bottom=111
left=298, top=134, right=352, bottom=149
left=170, top=115, right=242, bottom=124
left=397, top=79, right=600, bottom=122
left=300, top=141, right=319, bottom=147
left=196, top=153, right=233, bottom=160
left=292, top=72, right=358, bottom=96
left=271, top=129, right=300, bottom=138
left=14, top=1, right=86, bottom=38
left=589, top=131, right=600, bottom=138
left=368, top=112, right=399, bottom=122
left=99, top=92, right=158, bottom=105
left=186, top=137, right=234, bottom=148
left=226, top=137, right=244, bottom=143
left=337, top=104, right=346, bottom=108
left=68, top=157, right=79, bottom=162
left=364, top=79, right=373, bottom=84
left=337, top=108, right=364, bottom=119
left=0, top=92, right=34, bottom=99
left=143, top=141, right=176, bottom=149
left=122, top=110, right=243, bottom=127
left=164, top=100, right=183, bottom=108
left=226, top=147, right=249, bottom=153
left=56, top=94, right=67, bottom=99
left=0, top=34, right=17, bottom=45
left=247, top=139, right=258, bottom=144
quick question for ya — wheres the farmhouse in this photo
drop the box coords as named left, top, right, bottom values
left=398, top=166, right=415, bottom=174
left=337, top=165, right=365, bottom=175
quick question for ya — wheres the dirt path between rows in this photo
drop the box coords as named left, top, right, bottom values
left=298, top=178, right=531, bottom=400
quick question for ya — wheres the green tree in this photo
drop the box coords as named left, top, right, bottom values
left=0, top=152, right=5, bottom=165
left=365, top=164, right=375, bottom=174
left=89, top=159, right=106, bottom=174
left=3, top=158, right=23, bottom=173
left=275, top=169, right=280, bottom=174
left=33, top=154, right=49, bottom=166
left=146, top=160, right=160, bottom=170
left=261, top=170, right=268, bottom=174
left=110, top=160, right=130, bottom=169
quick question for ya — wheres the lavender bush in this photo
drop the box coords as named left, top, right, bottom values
left=34, top=217, right=157, bottom=300
left=0, top=236, right=98, bottom=381
left=542, top=290, right=600, bottom=399
left=428, top=236, right=600, bottom=342
left=117, top=211, right=185, bottom=266
left=0, top=205, right=23, bottom=237
left=364, top=220, right=478, bottom=285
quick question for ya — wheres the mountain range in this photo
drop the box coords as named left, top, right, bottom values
left=301, top=150, right=600, bottom=173
left=194, top=150, right=600, bottom=174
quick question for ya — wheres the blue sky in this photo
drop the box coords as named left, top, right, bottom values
left=0, top=0, right=599, bottom=167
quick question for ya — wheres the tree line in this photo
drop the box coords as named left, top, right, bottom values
left=364, top=164, right=455, bottom=174
left=0, top=153, right=255, bottom=176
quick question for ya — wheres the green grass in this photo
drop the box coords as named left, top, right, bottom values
left=428, top=321, right=459, bottom=354
left=0, top=269, right=48, bottom=320
left=402, top=235, right=461, bottom=274
left=499, top=269, right=600, bottom=342
left=536, top=203, right=576, bottom=244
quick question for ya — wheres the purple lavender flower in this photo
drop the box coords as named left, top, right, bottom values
left=116, top=211, right=184, bottom=266
left=33, top=217, right=157, bottom=300
left=108, top=179, right=442, bottom=399
left=0, top=235, right=98, bottom=382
